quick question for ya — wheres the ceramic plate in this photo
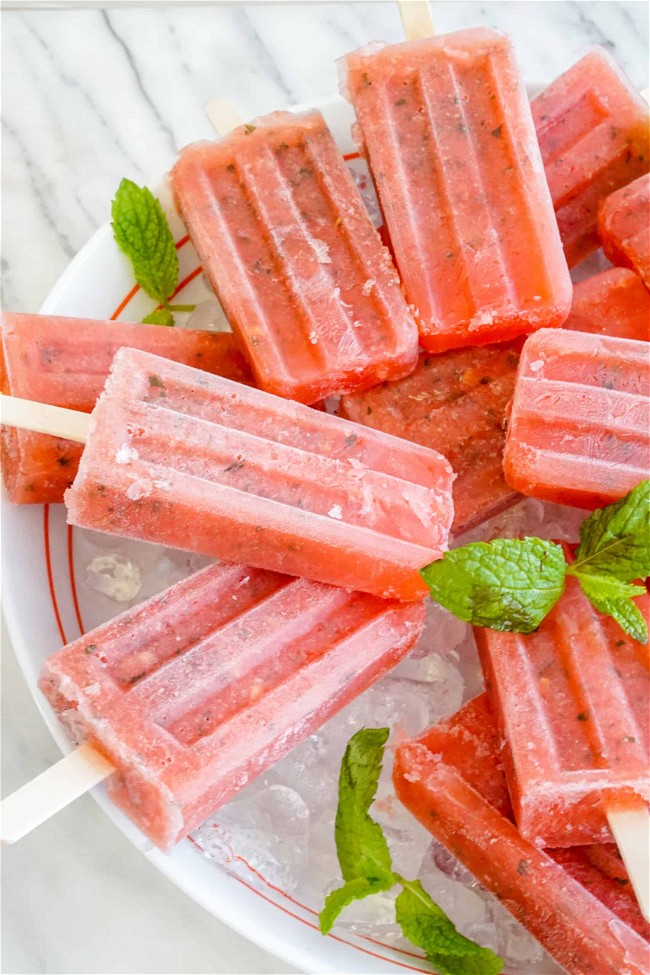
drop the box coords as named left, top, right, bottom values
left=3, top=88, right=551, bottom=975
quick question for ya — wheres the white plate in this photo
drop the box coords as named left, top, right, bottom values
left=3, top=88, right=559, bottom=975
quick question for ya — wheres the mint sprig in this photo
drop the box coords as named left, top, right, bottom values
left=111, top=178, right=195, bottom=326
left=420, top=481, right=650, bottom=643
left=395, top=880, right=500, bottom=975
left=319, top=729, right=502, bottom=975
left=421, top=537, right=566, bottom=634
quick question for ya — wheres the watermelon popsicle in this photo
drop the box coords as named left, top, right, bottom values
left=503, top=328, right=650, bottom=508
left=340, top=28, right=572, bottom=353
left=475, top=553, right=649, bottom=841
left=533, top=49, right=649, bottom=268
left=338, top=342, right=522, bottom=536
left=599, top=174, right=650, bottom=288
left=1, top=561, right=425, bottom=850
left=0, top=312, right=253, bottom=504
left=394, top=695, right=650, bottom=975
left=170, top=109, right=419, bottom=405
left=564, top=268, right=650, bottom=342
left=55, top=347, right=453, bottom=600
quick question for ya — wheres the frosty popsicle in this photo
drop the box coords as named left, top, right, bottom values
left=564, top=268, right=650, bottom=342
left=170, top=109, right=419, bottom=405
left=340, top=28, right=572, bottom=353
left=2, top=561, right=424, bottom=849
left=35, top=347, right=453, bottom=600
left=599, top=174, right=650, bottom=288
left=475, top=559, right=649, bottom=850
left=503, top=328, right=650, bottom=508
left=338, top=342, right=522, bottom=535
left=0, top=312, right=253, bottom=504
left=532, top=49, right=649, bottom=268
left=394, top=695, right=650, bottom=975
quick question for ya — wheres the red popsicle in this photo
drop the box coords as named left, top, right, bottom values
left=0, top=312, right=253, bottom=504
left=564, top=268, right=650, bottom=342
left=39, top=561, right=425, bottom=849
left=475, top=561, right=649, bottom=848
left=503, top=328, right=650, bottom=508
left=394, top=695, right=650, bottom=975
left=64, top=348, right=454, bottom=600
left=599, top=174, right=650, bottom=288
left=340, top=28, right=572, bottom=353
left=532, top=48, right=649, bottom=268
left=338, top=342, right=522, bottom=536
left=171, top=110, right=419, bottom=405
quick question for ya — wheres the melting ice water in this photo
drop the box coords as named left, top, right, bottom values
left=81, top=498, right=577, bottom=972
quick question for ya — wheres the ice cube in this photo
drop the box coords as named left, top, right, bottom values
left=85, top=553, right=142, bottom=603
left=196, top=785, right=310, bottom=893
left=184, top=297, right=231, bottom=332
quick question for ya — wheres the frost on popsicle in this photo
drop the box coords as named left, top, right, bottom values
left=421, top=481, right=650, bottom=642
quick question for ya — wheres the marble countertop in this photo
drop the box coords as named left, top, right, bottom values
left=1, top=3, right=648, bottom=973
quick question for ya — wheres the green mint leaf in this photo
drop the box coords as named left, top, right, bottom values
left=320, top=732, right=503, bottom=969
left=395, top=880, right=502, bottom=975
left=572, top=480, right=650, bottom=582
left=334, top=727, right=393, bottom=885
left=319, top=877, right=390, bottom=935
left=142, top=308, right=175, bottom=327
left=112, top=178, right=178, bottom=304
left=577, top=574, right=648, bottom=644
left=421, top=538, right=567, bottom=633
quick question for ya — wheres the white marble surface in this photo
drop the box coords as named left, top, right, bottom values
left=1, top=3, right=648, bottom=974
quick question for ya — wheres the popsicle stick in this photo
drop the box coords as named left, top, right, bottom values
left=1, top=743, right=114, bottom=844
left=607, top=805, right=650, bottom=922
left=398, top=0, right=436, bottom=40
left=205, top=97, right=244, bottom=137
left=0, top=393, right=90, bottom=443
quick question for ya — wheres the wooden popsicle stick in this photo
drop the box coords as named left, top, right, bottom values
left=0, top=393, right=90, bottom=443
left=398, top=0, right=436, bottom=40
left=607, top=805, right=650, bottom=922
left=204, top=97, right=244, bottom=137
left=1, top=743, right=114, bottom=844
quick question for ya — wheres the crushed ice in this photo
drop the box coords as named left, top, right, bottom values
left=85, top=553, right=142, bottom=602
left=77, top=499, right=580, bottom=971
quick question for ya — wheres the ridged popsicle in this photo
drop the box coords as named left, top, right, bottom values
left=340, top=28, right=572, bottom=352
left=41, top=561, right=425, bottom=850
left=503, top=328, right=650, bottom=508
left=0, top=312, right=253, bottom=504
left=65, top=348, right=454, bottom=600
left=171, top=110, right=419, bottom=404
left=394, top=695, right=650, bottom=975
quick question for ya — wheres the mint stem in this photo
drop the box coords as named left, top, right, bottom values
left=166, top=303, right=196, bottom=312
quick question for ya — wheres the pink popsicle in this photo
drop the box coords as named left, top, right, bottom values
left=532, top=48, right=649, bottom=268
left=40, top=561, right=425, bottom=850
left=0, top=312, right=253, bottom=504
left=171, top=110, right=419, bottom=405
left=340, top=28, right=572, bottom=352
left=65, top=348, right=454, bottom=600
left=503, top=327, right=650, bottom=508
left=394, top=695, right=650, bottom=975
left=599, top=174, right=650, bottom=288
left=476, top=556, right=649, bottom=848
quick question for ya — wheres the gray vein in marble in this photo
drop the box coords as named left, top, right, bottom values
left=166, top=20, right=193, bottom=83
left=101, top=9, right=177, bottom=153
left=235, top=6, right=296, bottom=104
left=21, top=15, right=145, bottom=175
left=2, top=117, right=76, bottom=257
left=570, top=0, right=616, bottom=49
